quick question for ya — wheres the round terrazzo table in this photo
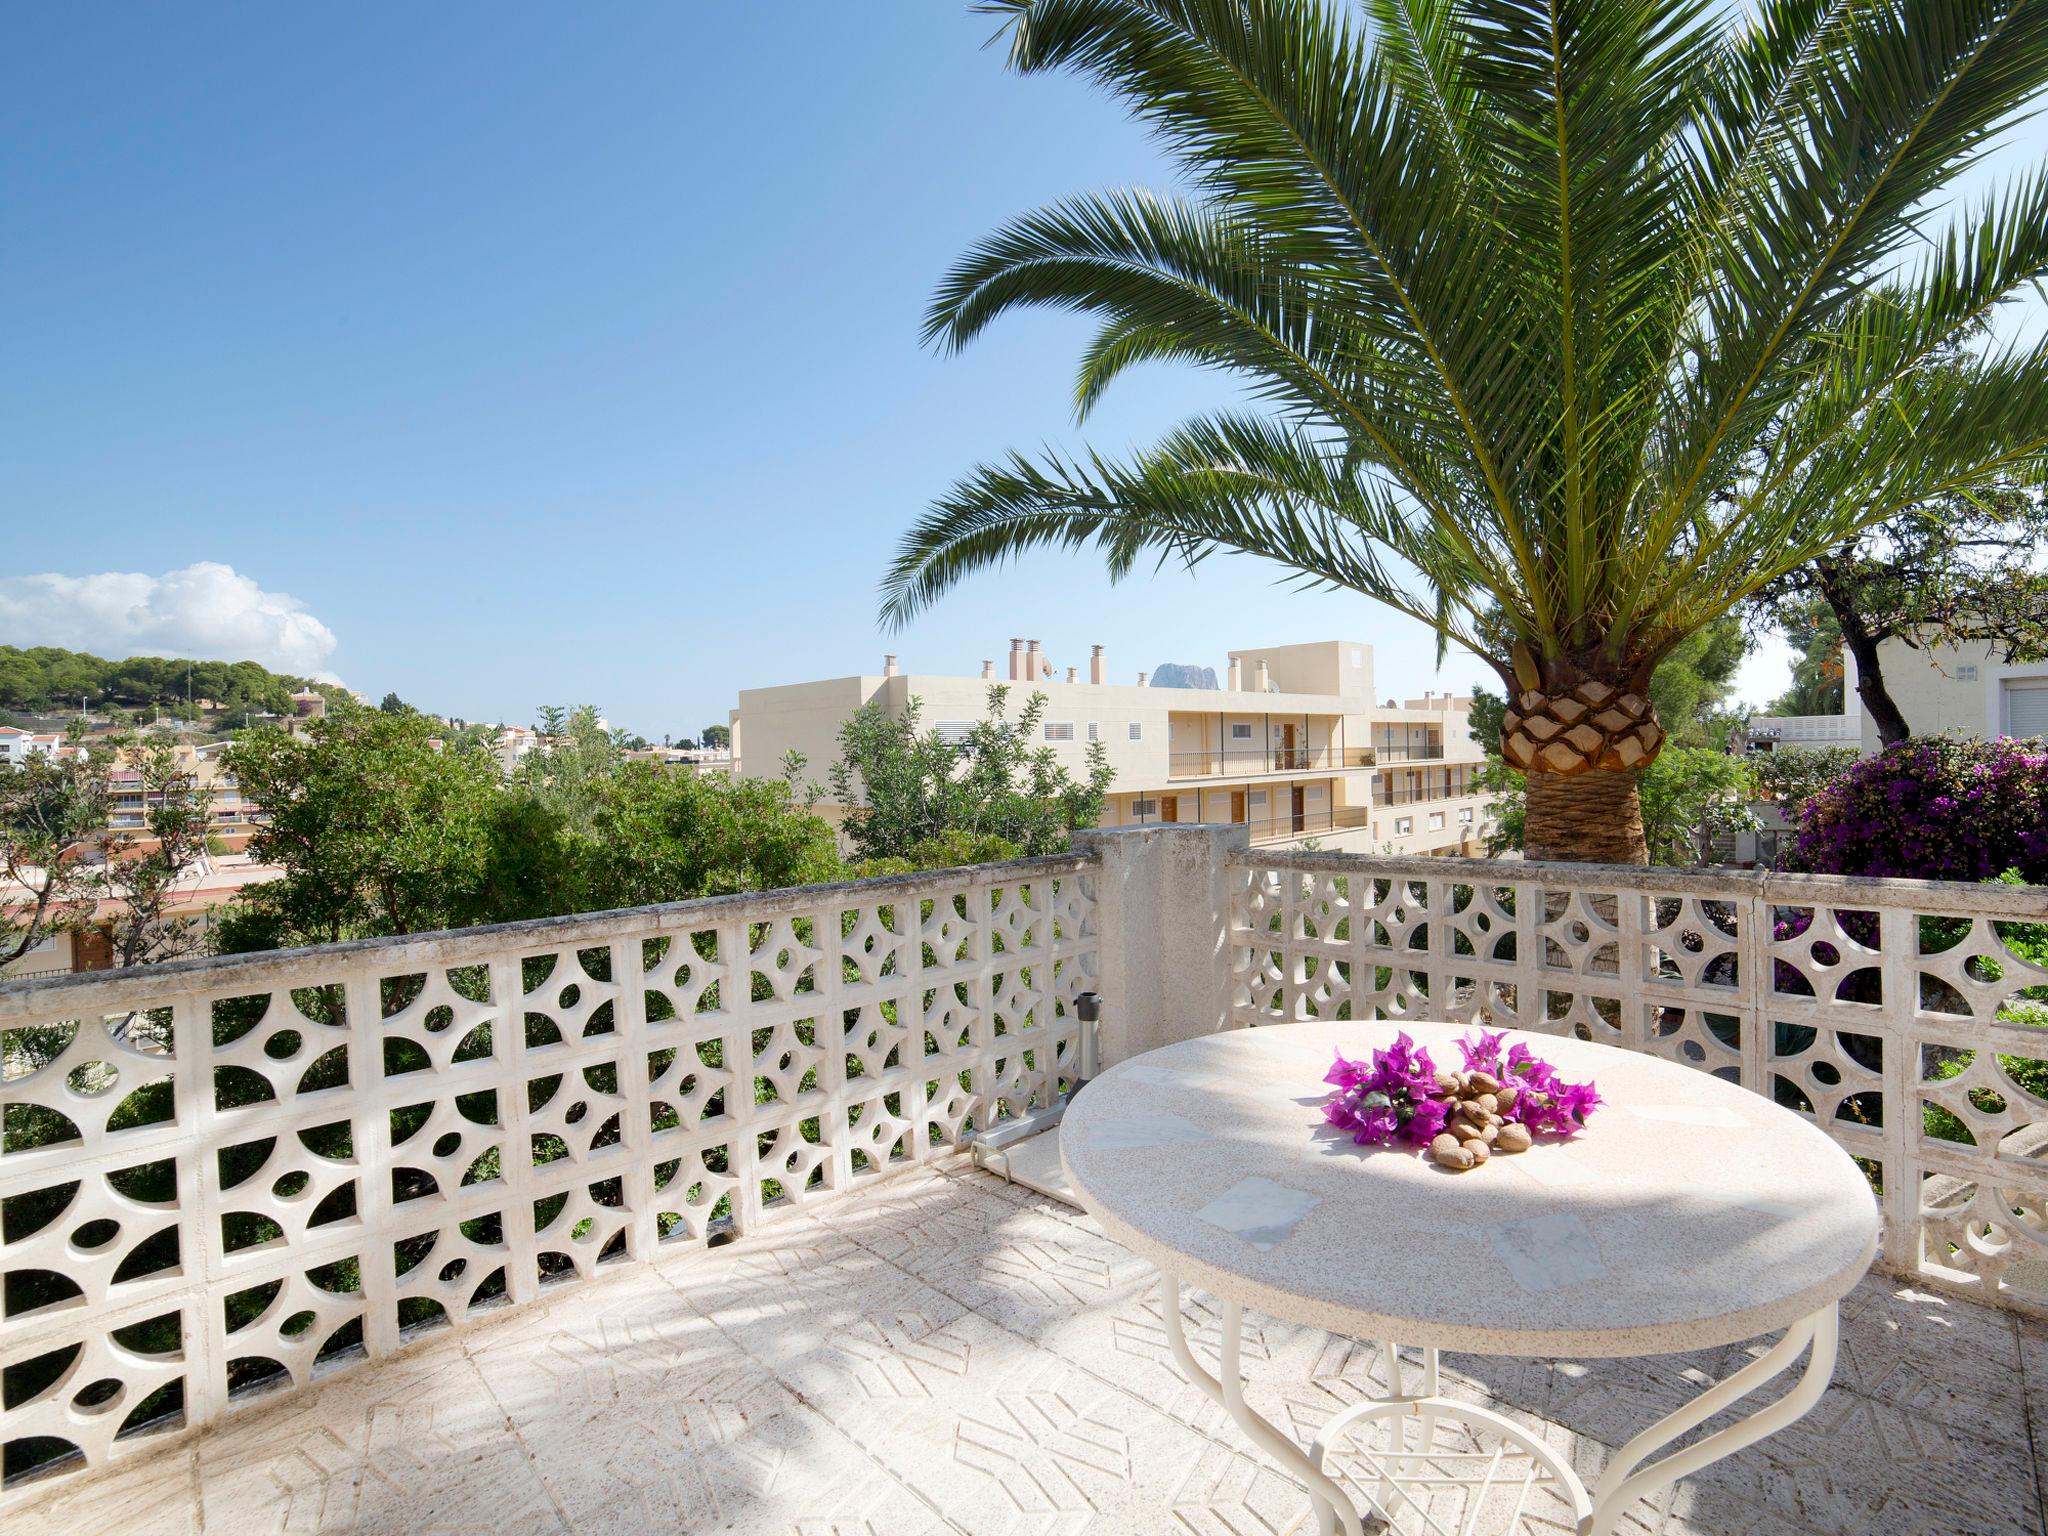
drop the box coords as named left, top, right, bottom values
left=1059, top=1020, right=1880, bottom=1536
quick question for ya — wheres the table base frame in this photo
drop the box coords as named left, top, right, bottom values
left=1158, top=1271, right=1840, bottom=1536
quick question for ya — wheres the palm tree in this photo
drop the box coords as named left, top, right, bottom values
left=882, top=0, right=2048, bottom=863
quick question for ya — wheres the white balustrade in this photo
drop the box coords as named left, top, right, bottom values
left=10, top=830, right=2048, bottom=1507
left=1231, top=850, right=2048, bottom=1313
left=0, top=856, right=1096, bottom=1497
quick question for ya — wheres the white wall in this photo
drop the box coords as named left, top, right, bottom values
left=1858, top=636, right=2048, bottom=750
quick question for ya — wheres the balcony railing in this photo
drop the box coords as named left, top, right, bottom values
left=1231, top=848, right=2048, bottom=1314
left=0, top=855, right=1097, bottom=1494
left=7, top=827, right=2048, bottom=1510
left=1243, top=806, right=1336, bottom=843
left=1167, top=747, right=1329, bottom=778
left=1373, top=742, right=1446, bottom=762
left=1376, top=781, right=1480, bottom=805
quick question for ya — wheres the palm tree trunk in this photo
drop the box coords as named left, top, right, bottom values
left=1523, top=768, right=1648, bottom=864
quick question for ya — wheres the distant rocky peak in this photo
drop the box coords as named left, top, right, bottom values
left=1149, top=662, right=1219, bottom=690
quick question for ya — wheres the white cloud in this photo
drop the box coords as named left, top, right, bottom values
left=0, top=561, right=339, bottom=674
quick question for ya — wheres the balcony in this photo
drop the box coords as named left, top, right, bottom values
left=1374, top=741, right=1446, bottom=762
left=1376, top=780, right=1480, bottom=805
left=1168, top=747, right=1337, bottom=779
left=4, top=832, right=2047, bottom=1535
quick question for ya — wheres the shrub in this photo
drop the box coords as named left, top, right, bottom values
left=1749, top=744, right=1859, bottom=810
left=1789, top=735, right=2048, bottom=882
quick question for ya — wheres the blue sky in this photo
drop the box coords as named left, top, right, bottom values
left=2, top=5, right=2039, bottom=736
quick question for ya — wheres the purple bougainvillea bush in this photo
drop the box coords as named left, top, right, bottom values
left=1789, top=735, right=2048, bottom=883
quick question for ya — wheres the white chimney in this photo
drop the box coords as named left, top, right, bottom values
left=1009, top=638, right=1025, bottom=681
left=1227, top=656, right=1243, bottom=691
left=883, top=654, right=899, bottom=678
left=1027, top=639, right=1043, bottom=679
left=1090, top=644, right=1105, bottom=685
left=1066, top=666, right=1078, bottom=684
left=981, top=659, right=995, bottom=679
left=1137, top=670, right=1149, bottom=687
left=1256, top=659, right=1271, bottom=692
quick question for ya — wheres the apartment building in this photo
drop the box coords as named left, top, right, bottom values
left=732, top=638, right=1495, bottom=855
left=101, top=742, right=269, bottom=847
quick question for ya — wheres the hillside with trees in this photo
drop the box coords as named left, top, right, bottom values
left=0, top=645, right=315, bottom=721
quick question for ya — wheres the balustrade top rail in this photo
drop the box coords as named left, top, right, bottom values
left=0, top=852, right=1099, bottom=1500
left=1229, top=846, right=2048, bottom=1320
left=0, top=853, right=1097, bottom=1024
left=1231, top=846, right=2048, bottom=917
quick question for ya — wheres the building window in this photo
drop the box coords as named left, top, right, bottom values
left=1128, top=721, right=1142, bottom=740
left=1044, top=722, right=1075, bottom=742
left=1428, top=811, right=1446, bottom=830
left=1953, top=663, right=1979, bottom=682
left=934, top=720, right=974, bottom=744
left=2006, top=681, right=2048, bottom=738
left=1395, top=816, right=1413, bottom=835
left=1087, top=721, right=1100, bottom=742
left=1131, top=797, right=1159, bottom=817
left=1459, top=808, right=1474, bottom=824
left=1230, top=723, right=1253, bottom=740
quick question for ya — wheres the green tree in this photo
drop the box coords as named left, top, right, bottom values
left=0, top=645, right=307, bottom=717
left=1, top=731, right=112, bottom=966
left=103, top=737, right=219, bottom=969
left=700, top=724, right=731, bottom=750
left=378, top=690, right=414, bottom=715
left=1, top=730, right=216, bottom=971
left=1766, top=601, right=1847, bottom=717
left=556, top=764, right=843, bottom=910
left=1645, top=617, right=1748, bottom=749
left=218, top=702, right=844, bottom=950
left=1750, top=744, right=1859, bottom=811
left=218, top=710, right=503, bottom=948
left=821, top=685, right=1113, bottom=863
left=882, top=0, right=2048, bottom=865
left=1749, top=489, right=2048, bottom=744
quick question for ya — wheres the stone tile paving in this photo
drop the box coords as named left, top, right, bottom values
left=10, top=1165, right=2044, bottom=1535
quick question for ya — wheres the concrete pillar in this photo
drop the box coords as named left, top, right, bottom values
left=1027, top=639, right=1043, bottom=680
left=1090, top=644, right=1106, bottom=685
left=1009, top=638, right=1025, bottom=681
left=1069, top=822, right=1248, bottom=1066
left=883, top=654, right=898, bottom=678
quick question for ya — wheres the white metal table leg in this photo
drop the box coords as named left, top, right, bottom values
left=1159, top=1271, right=1366, bottom=1536
left=1161, top=1276, right=1839, bottom=1536
left=1586, top=1303, right=1840, bottom=1535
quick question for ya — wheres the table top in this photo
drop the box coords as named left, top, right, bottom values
left=1060, top=1021, right=1880, bottom=1357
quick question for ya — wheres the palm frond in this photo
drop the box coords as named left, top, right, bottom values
left=897, top=0, right=2048, bottom=692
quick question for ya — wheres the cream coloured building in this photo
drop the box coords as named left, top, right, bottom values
left=731, top=638, right=1496, bottom=855
left=1843, top=637, right=2048, bottom=749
